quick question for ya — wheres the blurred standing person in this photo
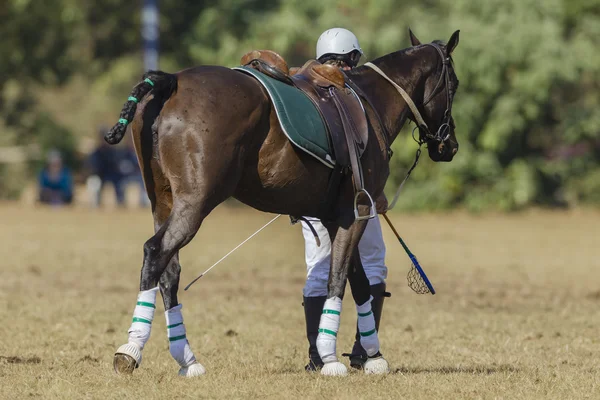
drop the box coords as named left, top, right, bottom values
left=301, top=28, right=389, bottom=372
left=38, top=149, right=73, bottom=206
left=87, top=126, right=127, bottom=207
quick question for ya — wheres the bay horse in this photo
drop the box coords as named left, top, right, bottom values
left=107, top=29, right=460, bottom=377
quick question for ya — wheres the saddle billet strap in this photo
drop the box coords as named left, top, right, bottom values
left=319, top=163, right=344, bottom=220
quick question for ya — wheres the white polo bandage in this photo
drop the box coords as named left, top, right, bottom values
left=316, top=297, right=342, bottom=363
left=356, top=296, right=379, bottom=356
left=127, top=286, right=159, bottom=349
left=165, top=304, right=197, bottom=367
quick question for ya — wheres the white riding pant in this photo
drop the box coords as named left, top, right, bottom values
left=302, top=216, right=387, bottom=297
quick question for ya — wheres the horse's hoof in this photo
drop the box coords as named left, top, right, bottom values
left=364, top=356, right=390, bottom=375
left=178, top=362, right=206, bottom=377
left=320, top=361, right=348, bottom=376
left=114, top=343, right=142, bottom=375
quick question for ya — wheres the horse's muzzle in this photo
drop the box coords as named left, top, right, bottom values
left=427, top=139, right=457, bottom=162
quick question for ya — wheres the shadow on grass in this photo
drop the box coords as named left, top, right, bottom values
left=395, top=364, right=518, bottom=375
left=0, top=355, right=41, bottom=365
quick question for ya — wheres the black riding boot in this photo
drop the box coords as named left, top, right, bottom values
left=303, top=296, right=327, bottom=371
left=346, top=282, right=389, bottom=369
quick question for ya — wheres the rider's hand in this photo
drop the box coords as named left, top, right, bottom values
left=375, top=193, right=389, bottom=214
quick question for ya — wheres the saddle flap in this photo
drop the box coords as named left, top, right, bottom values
left=292, top=74, right=368, bottom=161
left=334, top=86, right=369, bottom=151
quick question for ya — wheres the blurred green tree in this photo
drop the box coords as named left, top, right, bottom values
left=1, top=0, right=598, bottom=208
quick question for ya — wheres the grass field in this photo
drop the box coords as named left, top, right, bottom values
left=0, top=204, right=598, bottom=399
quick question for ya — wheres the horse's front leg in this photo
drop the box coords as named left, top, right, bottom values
left=348, top=250, right=390, bottom=374
left=160, top=254, right=206, bottom=377
left=317, top=216, right=368, bottom=376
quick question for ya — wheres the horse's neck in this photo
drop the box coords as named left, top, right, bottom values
left=351, top=52, right=429, bottom=144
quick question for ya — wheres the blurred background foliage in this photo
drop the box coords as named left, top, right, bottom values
left=1, top=0, right=599, bottom=210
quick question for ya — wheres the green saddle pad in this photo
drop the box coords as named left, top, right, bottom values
left=233, top=66, right=334, bottom=168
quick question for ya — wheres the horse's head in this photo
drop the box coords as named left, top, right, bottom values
left=408, top=29, right=460, bottom=162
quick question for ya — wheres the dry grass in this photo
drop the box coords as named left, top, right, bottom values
left=0, top=204, right=598, bottom=399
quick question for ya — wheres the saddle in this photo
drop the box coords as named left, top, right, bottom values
left=240, top=50, right=375, bottom=220
left=240, top=50, right=293, bottom=85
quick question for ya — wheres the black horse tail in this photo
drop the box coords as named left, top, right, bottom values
left=105, top=70, right=178, bottom=145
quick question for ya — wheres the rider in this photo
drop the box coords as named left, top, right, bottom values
left=301, top=27, right=389, bottom=371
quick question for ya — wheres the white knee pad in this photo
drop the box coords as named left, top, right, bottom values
left=316, top=297, right=342, bottom=363
left=165, top=304, right=197, bottom=368
left=302, top=219, right=332, bottom=297
left=358, top=217, right=388, bottom=286
left=127, top=287, right=159, bottom=349
left=356, top=296, right=380, bottom=357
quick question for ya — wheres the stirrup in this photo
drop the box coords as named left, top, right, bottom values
left=354, top=189, right=376, bottom=221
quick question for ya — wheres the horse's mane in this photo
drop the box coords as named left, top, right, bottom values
left=347, top=40, right=451, bottom=78
left=346, top=45, right=420, bottom=78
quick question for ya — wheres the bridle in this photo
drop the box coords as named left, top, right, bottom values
left=422, top=43, right=454, bottom=144
left=364, top=42, right=454, bottom=145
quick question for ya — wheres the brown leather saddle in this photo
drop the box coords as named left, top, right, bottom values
left=240, top=50, right=375, bottom=220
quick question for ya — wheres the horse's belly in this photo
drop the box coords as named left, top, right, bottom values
left=233, top=144, right=331, bottom=217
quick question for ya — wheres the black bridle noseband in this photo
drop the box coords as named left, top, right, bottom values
left=419, top=43, right=454, bottom=145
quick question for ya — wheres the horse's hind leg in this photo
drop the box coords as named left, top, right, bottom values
left=113, top=114, right=173, bottom=375
left=114, top=196, right=209, bottom=375
left=114, top=122, right=244, bottom=376
left=113, top=185, right=205, bottom=376
left=116, top=251, right=205, bottom=378
left=347, top=250, right=390, bottom=374
left=159, top=253, right=206, bottom=377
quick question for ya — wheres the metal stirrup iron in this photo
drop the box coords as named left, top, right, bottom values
left=354, top=189, right=376, bottom=221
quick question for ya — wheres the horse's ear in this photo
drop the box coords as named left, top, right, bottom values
left=409, top=28, right=421, bottom=46
left=446, top=30, right=460, bottom=56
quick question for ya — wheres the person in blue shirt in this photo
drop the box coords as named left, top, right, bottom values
left=38, top=149, right=73, bottom=205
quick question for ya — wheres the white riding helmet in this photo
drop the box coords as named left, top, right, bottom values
left=316, top=28, right=363, bottom=59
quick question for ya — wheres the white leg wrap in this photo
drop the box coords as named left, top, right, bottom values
left=165, top=304, right=197, bottom=368
left=316, top=297, right=342, bottom=364
left=127, top=287, right=159, bottom=349
left=356, top=296, right=380, bottom=357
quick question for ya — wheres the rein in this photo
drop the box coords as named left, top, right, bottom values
left=363, top=62, right=428, bottom=130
